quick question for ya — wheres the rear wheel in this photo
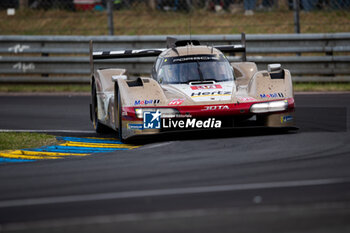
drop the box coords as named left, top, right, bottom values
left=91, top=82, right=109, bottom=133
left=116, top=85, right=125, bottom=142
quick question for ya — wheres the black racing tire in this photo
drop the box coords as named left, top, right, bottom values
left=116, top=85, right=125, bottom=142
left=91, top=81, right=110, bottom=133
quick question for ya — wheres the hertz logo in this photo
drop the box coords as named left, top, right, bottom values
left=191, top=91, right=231, bottom=97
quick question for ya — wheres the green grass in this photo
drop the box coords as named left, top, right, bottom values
left=0, top=83, right=349, bottom=93
left=293, top=82, right=350, bottom=92
left=0, top=133, right=57, bottom=150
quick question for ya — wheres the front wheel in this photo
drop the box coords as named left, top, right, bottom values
left=91, top=82, right=109, bottom=133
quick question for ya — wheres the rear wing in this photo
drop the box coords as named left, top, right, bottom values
left=92, top=48, right=165, bottom=60
left=89, top=33, right=247, bottom=75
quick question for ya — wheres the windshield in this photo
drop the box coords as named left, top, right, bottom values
left=157, top=54, right=234, bottom=84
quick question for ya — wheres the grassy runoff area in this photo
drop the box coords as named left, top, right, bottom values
left=294, top=83, right=350, bottom=92
left=0, top=133, right=57, bottom=151
left=0, top=83, right=350, bottom=93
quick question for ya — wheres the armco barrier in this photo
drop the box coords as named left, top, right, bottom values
left=0, top=33, right=349, bottom=83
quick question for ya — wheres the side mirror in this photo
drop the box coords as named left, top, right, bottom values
left=268, top=64, right=284, bottom=79
left=268, top=64, right=282, bottom=73
left=112, top=75, right=127, bottom=82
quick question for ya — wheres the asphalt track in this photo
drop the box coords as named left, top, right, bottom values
left=0, top=93, right=349, bottom=233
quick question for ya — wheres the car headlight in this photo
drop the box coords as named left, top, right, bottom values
left=135, top=108, right=179, bottom=118
left=250, top=100, right=288, bottom=113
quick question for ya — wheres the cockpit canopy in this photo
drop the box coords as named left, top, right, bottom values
left=154, top=54, right=234, bottom=84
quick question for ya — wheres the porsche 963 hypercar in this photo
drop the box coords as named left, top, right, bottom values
left=89, top=34, right=296, bottom=141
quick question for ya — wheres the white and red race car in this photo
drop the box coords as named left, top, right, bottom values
left=89, top=35, right=296, bottom=141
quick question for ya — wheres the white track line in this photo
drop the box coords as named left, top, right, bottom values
left=0, top=178, right=348, bottom=208
left=0, top=129, right=96, bottom=134
left=140, top=141, right=173, bottom=150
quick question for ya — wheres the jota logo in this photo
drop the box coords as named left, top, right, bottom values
left=260, top=93, right=284, bottom=98
left=190, top=84, right=222, bottom=90
left=143, top=110, right=161, bottom=129
left=191, top=91, right=231, bottom=97
left=202, top=105, right=229, bottom=111
left=134, top=99, right=160, bottom=105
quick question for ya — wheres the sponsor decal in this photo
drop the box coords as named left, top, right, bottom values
left=260, top=93, right=284, bottom=98
left=143, top=110, right=161, bottom=129
left=202, top=105, right=229, bottom=111
left=142, top=110, right=221, bottom=129
left=190, top=84, right=222, bottom=90
left=191, top=91, right=231, bottom=97
left=168, top=98, right=185, bottom=106
left=134, top=99, right=160, bottom=105
left=281, top=115, right=293, bottom=123
left=237, top=97, right=257, bottom=102
left=162, top=113, right=192, bottom=118
left=128, top=124, right=143, bottom=130
left=163, top=118, right=221, bottom=129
